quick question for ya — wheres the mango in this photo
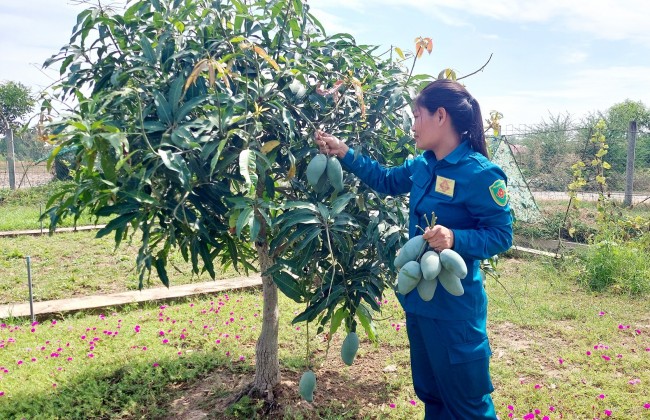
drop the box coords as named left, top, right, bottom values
left=417, top=276, right=438, bottom=301
left=341, top=331, right=359, bottom=366
left=326, top=156, right=344, bottom=192
left=397, top=260, right=422, bottom=295
left=439, top=249, right=468, bottom=279
left=438, top=267, right=464, bottom=296
left=420, top=250, right=441, bottom=281
left=299, top=370, right=316, bottom=402
left=306, top=154, right=328, bottom=187
left=394, top=235, right=425, bottom=269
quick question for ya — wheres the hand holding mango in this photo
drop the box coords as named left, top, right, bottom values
left=394, top=215, right=467, bottom=300
left=306, top=131, right=348, bottom=192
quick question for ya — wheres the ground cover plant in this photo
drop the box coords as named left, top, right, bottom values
left=0, top=254, right=648, bottom=419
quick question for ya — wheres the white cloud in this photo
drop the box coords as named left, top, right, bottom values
left=314, top=0, right=650, bottom=45
left=481, top=65, right=650, bottom=128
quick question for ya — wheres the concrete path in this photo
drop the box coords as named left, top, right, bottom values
left=0, top=275, right=262, bottom=319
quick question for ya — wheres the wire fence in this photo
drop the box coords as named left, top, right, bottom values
left=0, top=130, right=57, bottom=189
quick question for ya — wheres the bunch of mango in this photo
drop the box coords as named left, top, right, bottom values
left=394, top=235, right=468, bottom=301
left=305, top=153, right=344, bottom=192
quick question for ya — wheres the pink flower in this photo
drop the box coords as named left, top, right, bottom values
left=543, top=417, right=550, bottom=420
left=389, top=403, right=396, bottom=409
left=644, top=403, right=650, bottom=409
left=598, top=394, right=606, bottom=399
left=162, top=339, right=169, bottom=344
left=604, top=409, right=612, bottom=416
left=549, top=406, right=556, bottom=412
left=602, top=355, right=611, bottom=361
left=534, top=409, right=541, bottom=415
left=409, top=399, right=417, bottom=406
left=523, top=413, right=534, bottom=420
left=153, top=363, right=159, bottom=367
left=586, top=351, right=592, bottom=356
left=535, top=384, right=542, bottom=389
left=17, top=360, right=23, bottom=365
left=159, top=331, right=165, bottom=336
left=507, top=405, right=514, bottom=411
left=558, top=358, right=564, bottom=364
left=628, top=379, right=641, bottom=385
left=0, top=391, right=4, bottom=396
left=598, top=311, right=606, bottom=316
left=88, top=353, right=94, bottom=358
left=239, top=356, right=245, bottom=361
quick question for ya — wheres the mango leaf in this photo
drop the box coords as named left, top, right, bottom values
left=261, top=140, right=280, bottom=154
left=394, top=47, right=405, bottom=60
left=153, top=91, right=173, bottom=125
left=239, top=148, right=258, bottom=195
left=236, top=206, right=253, bottom=238
left=271, top=271, right=304, bottom=303
left=329, top=306, right=349, bottom=341
left=357, top=303, right=377, bottom=342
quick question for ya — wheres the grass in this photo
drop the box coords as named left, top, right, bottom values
left=0, top=252, right=648, bottom=419
left=0, top=231, right=243, bottom=304
left=0, top=182, right=101, bottom=231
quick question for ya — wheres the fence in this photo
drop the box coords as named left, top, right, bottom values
left=1, top=129, right=56, bottom=189
left=0, top=160, right=54, bottom=189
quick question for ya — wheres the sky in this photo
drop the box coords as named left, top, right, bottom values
left=1, top=0, right=649, bottom=133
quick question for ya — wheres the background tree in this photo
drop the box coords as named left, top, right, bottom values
left=0, top=81, right=35, bottom=133
left=599, top=100, right=650, bottom=190
left=42, top=0, right=456, bottom=403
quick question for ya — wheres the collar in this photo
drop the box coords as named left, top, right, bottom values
left=422, top=140, right=472, bottom=165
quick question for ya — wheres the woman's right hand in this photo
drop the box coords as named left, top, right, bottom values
left=315, top=130, right=349, bottom=159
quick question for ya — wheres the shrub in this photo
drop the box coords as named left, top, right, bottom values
left=577, top=240, right=650, bottom=295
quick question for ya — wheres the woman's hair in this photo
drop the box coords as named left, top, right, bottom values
left=415, top=79, right=488, bottom=157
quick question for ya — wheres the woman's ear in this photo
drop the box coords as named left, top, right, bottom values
left=436, top=107, right=447, bottom=124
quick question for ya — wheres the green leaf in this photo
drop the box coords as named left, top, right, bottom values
left=272, top=271, right=304, bottom=303
left=140, top=36, right=156, bottom=64
left=96, top=213, right=137, bottom=238
left=330, top=193, right=356, bottom=215
left=236, top=206, right=253, bottom=238
left=239, top=148, right=258, bottom=195
left=329, top=306, right=348, bottom=340
left=153, top=91, right=173, bottom=125
left=176, top=95, right=208, bottom=122
left=357, top=303, right=377, bottom=342
left=169, top=76, right=184, bottom=115
left=154, top=256, right=170, bottom=288
left=209, top=139, right=228, bottom=175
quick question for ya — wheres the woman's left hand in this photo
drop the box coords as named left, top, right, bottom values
left=423, top=225, right=455, bottom=252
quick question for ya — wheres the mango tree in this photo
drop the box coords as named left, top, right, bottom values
left=42, top=0, right=435, bottom=401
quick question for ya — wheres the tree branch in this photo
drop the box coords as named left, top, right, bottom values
left=457, top=53, right=493, bottom=81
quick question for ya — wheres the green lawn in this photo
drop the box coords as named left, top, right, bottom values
left=0, top=252, right=648, bottom=419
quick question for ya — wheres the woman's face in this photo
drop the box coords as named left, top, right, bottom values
left=412, top=105, right=441, bottom=151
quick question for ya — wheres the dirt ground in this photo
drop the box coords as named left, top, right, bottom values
left=166, top=342, right=412, bottom=420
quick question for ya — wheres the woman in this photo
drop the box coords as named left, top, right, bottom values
left=316, top=79, right=512, bottom=419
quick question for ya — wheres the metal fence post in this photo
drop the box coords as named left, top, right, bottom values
left=26, top=256, right=35, bottom=323
left=6, top=129, right=16, bottom=190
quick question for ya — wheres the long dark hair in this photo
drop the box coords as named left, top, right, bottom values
left=415, top=79, right=487, bottom=157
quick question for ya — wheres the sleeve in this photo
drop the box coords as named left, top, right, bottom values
left=452, top=165, right=513, bottom=260
left=340, top=148, right=414, bottom=196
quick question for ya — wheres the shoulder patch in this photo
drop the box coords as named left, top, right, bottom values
left=489, top=179, right=508, bottom=206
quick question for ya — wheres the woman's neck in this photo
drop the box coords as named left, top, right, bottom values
left=431, top=134, right=461, bottom=160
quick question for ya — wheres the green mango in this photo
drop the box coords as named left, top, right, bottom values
left=397, top=260, right=422, bottom=295
left=439, top=249, right=468, bottom=279
left=341, top=331, right=359, bottom=366
left=438, top=266, right=464, bottom=296
left=306, top=154, right=328, bottom=187
left=299, top=370, right=316, bottom=402
left=394, top=235, right=425, bottom=269
left=326, top=156, right=344, bottom=192
left=420, top=250, right=441, bottom=281
left=417, top=276, right=438, bottom=301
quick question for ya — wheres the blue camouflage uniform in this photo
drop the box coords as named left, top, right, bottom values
left=340, top=140, right=513, bottom=419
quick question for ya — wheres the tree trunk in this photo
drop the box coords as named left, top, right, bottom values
left=251, top=240, right=280, bottom=400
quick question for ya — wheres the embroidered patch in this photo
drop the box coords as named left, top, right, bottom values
left=435, top=176, right=455, bottom=197
left=489, top=180, right=508, bottom=206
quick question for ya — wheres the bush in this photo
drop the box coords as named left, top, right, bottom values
left=577, top=240, right=650, bottom=295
